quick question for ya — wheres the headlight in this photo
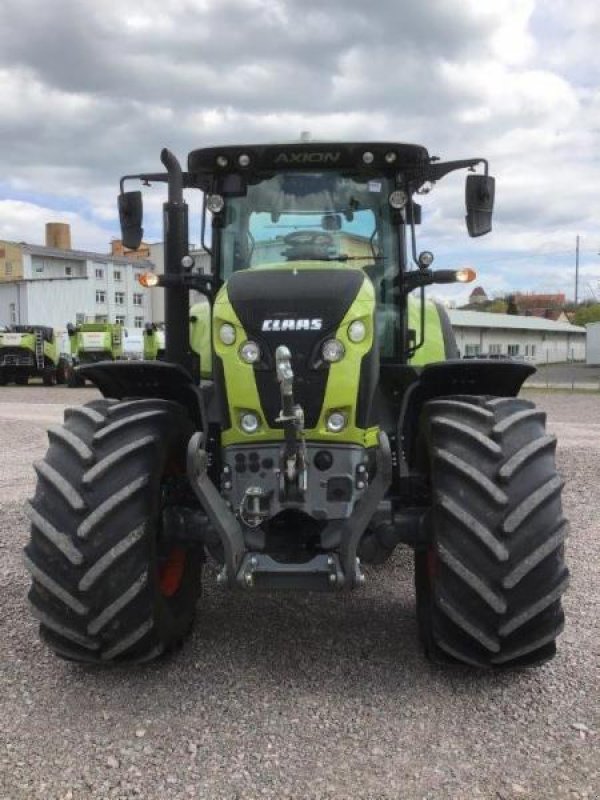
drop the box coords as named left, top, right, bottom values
left=207, top=194, right=225, bottom=214
left=384, top=151, right=397, bottom=164
left=219, top=323, right=236, bottom=345
left=347, top=320, right=366, bottom=343
left=326, top=412, right=347, bottom=433
left=362, top=151, right=375, bottom=165
left=240, top=413, right=260, bottom=434
left=216, top=155, right=228, bottom=168
left=238, top=153, right=251, bottom=167
left=322, top=339, right=345, bottom=363
left=240, top=341, right=261, bottom=364
left=389, top=189, right=408, bottom=209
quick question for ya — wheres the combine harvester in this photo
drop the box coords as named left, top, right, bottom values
left=0, top=325, right=67, bottom=385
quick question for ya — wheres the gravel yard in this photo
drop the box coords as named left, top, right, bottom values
left=0, top=387, right=598, bottom=799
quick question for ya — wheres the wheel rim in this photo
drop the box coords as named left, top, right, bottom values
left=158, top=547, right=186, bottom=597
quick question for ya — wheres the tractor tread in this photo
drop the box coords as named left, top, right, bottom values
left=23, top=553, right=88, bottom=615
left=78, top=525, right=145, bottom=591
left=437, top=543, right=507, bottom=613
left=24, top=501, right=83, bottom=565
left=87, top=571, right=148, bottom=635
left=434, top=448, right=508, bottom=505
left=77, top=476, right=149, bottom=540
left=93, top=410, right=167, bottom=443
left=437, top=493, right=509, bottom=561
left=101, top=618, right=154, bottom=661
left=430, top=416, right=502, bottom=456
left=47, top=425, right=94, bottom=464
left=416, top=394, right=569, bottom=669
left=498, top=434, right=557, bottom=481
left=82, top=436, right=158, bottom=485
left=24, top=399, right=203, bottom=665
left=33, top=460, right=86, bottom=511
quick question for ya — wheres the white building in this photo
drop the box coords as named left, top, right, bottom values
left=586, top=322, right=600, bottom=366
left=448, top=310, right=586, bottom=364
left=0, top=228, right=155, bottom=331
left=148, top=243, right=210, bottom=324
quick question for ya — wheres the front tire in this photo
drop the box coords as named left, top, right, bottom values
left=415, top=396, right=569, bottom=668
left=24, top=398, right=203, bottom=664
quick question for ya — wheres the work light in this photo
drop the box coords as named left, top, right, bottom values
left=322, top=339, right=345, bottom=363
left=219, top=323, right=236, bottom=345
left=240, top=341, right=261, bottom=364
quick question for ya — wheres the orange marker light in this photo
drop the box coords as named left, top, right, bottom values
left=138, top=272, right=159, bottom=288
left=455, top=268, right=477, bottom=283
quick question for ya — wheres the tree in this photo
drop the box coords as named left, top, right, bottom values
left=573, top=303, right=600, bottom=326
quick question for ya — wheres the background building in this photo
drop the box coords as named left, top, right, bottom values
left=148, top=243, right=210, bottom=324
left=0, top=224, right=155, bottom=331
left=448, top=309, right=586, bottom=363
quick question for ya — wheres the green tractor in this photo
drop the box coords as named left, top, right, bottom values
left=0, top=325, right=67, bottom=386
left=142, top=323, right=166, bottom=361
left=66, top=322, right=124, bottom=386
left=24, top=142, right=568, bottom=668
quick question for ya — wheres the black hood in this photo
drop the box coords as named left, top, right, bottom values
left=225, top=267, right=365, bottom=428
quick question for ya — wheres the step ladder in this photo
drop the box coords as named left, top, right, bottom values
left=34, top=330, right=45, bottom=371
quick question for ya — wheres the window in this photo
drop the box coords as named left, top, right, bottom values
left=115, top=315, right=126, bottom=325
left=530, top=344, right=536, bottom=357
left=465, top=344, right=481, bottom=357
left=489, top=344, right=502, bottom=355
left=95, top=268, right=104, bottom=279
left=96, top=290, right=106, bottom=304
left=507, top=344, right=520, bottom=356
left=5, top=262, right=12, bottom=276
left=95, top=314, right=108, bottom=323
left=114, top=269, right=122, bottom=281
left=9, top=303, right=16, bottom=324
left=114, top=292, right=125, bottom=305
left=134, top=316, right=144, bottom=328
left=35, top=263, right=44, bottom=274
left=76, top=313, right=85, bottom=325
left=65, top=266, right=72, bottom=277
left=133, top=293, right=143, bottom=306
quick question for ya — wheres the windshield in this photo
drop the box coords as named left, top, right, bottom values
left=219, top=171, right=398, bottom=277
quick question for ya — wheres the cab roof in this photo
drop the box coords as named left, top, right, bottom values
left=188, top=141, right=430, bottom=175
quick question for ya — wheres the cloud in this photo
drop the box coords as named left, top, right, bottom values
left=0, top=0, right=597, bottom=305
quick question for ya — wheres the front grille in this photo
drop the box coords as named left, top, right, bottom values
left=0, top=348, right=34, bottom=367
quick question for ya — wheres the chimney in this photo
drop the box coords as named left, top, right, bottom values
left=46, top=222, right=72, bottom=250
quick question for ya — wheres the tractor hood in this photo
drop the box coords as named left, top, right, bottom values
left=213, top=264, right=378, bottom=446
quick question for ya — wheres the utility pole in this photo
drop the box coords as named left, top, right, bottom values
left=575, top=234, right=580, bottom=305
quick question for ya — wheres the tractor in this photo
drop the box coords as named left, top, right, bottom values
left=0, top=325, right=67, bottom=385
left=24, top=141, right=568, bottom=668
left=66, top=321, right=124, bottom=386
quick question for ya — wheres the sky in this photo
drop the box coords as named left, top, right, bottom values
left=0, top=0, right=598, bottom=304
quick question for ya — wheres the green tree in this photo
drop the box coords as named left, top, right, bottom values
left=573, top=303, right=600, bottom=326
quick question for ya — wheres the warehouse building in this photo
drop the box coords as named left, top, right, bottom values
left=0, top=224, right=155, bottom=330
left=448, top=310, right=586, bottom=364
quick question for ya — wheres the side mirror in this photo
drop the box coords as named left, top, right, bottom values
left=465, top=174, right=495, bottom=237
left=118, top=191, right=144, bottom=250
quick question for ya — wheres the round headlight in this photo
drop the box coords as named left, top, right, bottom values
left=384, top=151, right=397, bottom=164
left=418, top=250, right=435, bottom=268
left=219, top=323, right=236, bottom=345
left=240, top=341, right=261, bottom=364
left=181, top=255, right=194, bottom=269
left=216, top=155, right=228, bottom=168
left=389, top=189, right=408, bottom=209
left=322, top=339, right=345, bottom=363
left=238, top=153, right=251, bottom=167
left=326, top=412, right=347, bottom=433
left=240, top=413, right=260, bottom=434
left=362, top=151, right=375, bottom=165
left=348, top=320, right=367, bottom=343
left=207, top=194, right=225, bottom=214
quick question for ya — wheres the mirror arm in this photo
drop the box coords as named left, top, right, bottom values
left=423, top=158, right=488, bottom=183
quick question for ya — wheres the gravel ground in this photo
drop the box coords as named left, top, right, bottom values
left=0, top=388, right=598, bottom=799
